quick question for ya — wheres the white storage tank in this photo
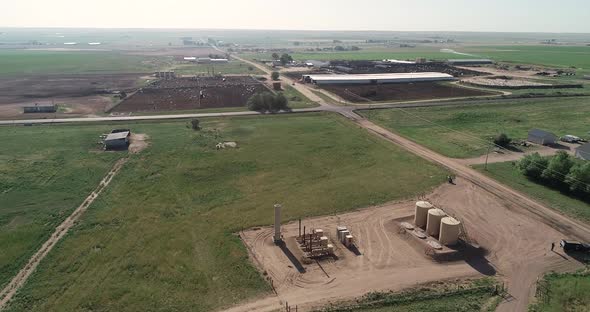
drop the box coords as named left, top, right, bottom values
left=414, top=201, right=434, bottom=229
left=426, top=208, right=446, bottom=237
left=314, top=229, right=324, bottom=238
left=320, top=236, right=329, bottom=247
left=439, top=217, right=461, bottom=246
left=344, top=235, right=354, bottom=247
left=339, top=230, right=350, bottom=242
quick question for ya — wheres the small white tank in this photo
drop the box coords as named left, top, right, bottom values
left=320, top=236, right=329, bottom=247
left=439, top=217, right=461, bottom=246
left=314, top=229, right=324, bottom=238
left=426, top=208, right=446, bottom=236
left=414, top=201, right=434, bottom=229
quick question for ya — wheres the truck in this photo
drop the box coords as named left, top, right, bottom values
left=560, top=240, right=590, bottom=252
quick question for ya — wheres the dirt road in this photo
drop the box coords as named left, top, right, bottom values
left=0, top=158, right=128, bottom=310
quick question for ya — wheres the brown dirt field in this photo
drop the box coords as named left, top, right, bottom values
left=321, top=82, right=494, bottom=103
left=0, top=73, right=144, bottom=104
left=128, top=133, right=149, bottom=154
left=111, top=76, right=268, bottom=112
left=0, top=96, right=112, bottom=119
left=229, top=177, right=582, bottom=312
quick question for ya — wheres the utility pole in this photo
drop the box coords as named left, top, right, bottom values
left=484, top=139, right=492, bottom=170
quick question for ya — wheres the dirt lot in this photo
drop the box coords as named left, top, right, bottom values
left=111, top=76, right=268, bottom=112
left=322, top=82, right=493, bottom=103
left=0, top=73, right=144, bottom=118
left=230, top=177, right=582, bottom=312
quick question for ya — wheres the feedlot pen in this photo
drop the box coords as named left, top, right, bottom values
left=111, top=76, right=268, bottom=112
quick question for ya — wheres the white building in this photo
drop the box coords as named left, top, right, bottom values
left=302, top=72, right=455, bottom=85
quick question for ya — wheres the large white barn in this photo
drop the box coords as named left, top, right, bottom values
left=302, top=72, right=455, bottom=85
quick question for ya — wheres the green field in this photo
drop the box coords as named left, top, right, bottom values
left=465, top=45, right=590, bottom=70
left=360, top=97, right=590, bottom=158
left=4, top=113, right=447, bottom=312
left=279, top=84, right=319, bottom=108
left=0, top=50, right=160, bottom=76
left=0, top=125, right=122, bottom=290
left=529, top=268, right=590, bottom=312
left=473, top=161, right=590, bottom=222
left=318, top=279, right=500, bottom=312
left=172, top=61, right=264, bottom=75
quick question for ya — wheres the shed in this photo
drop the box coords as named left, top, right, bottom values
left=528, top=129, right=557, bottom=145
left=575, top=143, right=590, bottom=160
left=104, top=131, right=130, bottom=150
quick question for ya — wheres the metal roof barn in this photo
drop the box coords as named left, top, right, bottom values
left=105, top=131, right=130, bottom=150
left=575, top=143, right=590, bottom=160
left=303, top=72, right=455, bottom=85
left=527, top=129, right=557, bottom=145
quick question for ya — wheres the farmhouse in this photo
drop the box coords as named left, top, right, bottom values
left=104, top=131, right=130, bottom=150
left=302, top=72, right=455, bottom=85
left=575, top=143, right=590, bottom=160
left=527, top=129, right=558, bottom=145
left=447, top=59, right=494, bottom=66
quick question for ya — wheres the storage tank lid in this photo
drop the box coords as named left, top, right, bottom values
left=416, top=201, right=434, bottom=208
left=441, top=216, right=460, bottom=225
left=428, top=208, right=446, bottom=216
left=320, top=236, right=328, bottom=240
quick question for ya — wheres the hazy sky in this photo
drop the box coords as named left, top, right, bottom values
left=3, top=0, right=590, bottom=32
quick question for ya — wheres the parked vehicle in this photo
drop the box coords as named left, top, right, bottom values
left=560, top=239, right=590, bottom=252
left=561, top=135, right=581, bottom=143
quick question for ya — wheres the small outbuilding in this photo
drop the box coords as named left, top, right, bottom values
left=528, top=129, right=558, bottom=145
left=575, top=143, right=590, bottom=160
left=104, top=131, right=130, bottom=150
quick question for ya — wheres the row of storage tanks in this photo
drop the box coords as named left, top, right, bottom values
left=414, top=201, right=461, bottom=246
left=312, top=229, right=335, bottom=253
left=336, top=226, right=354, bottom=247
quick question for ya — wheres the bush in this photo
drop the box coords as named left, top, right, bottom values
left=493, top=133, right=511, bottom=148
left=518, top=152, right=548, bottom=180
left=190, top=119, right=201, bottom=131
left=271, top=71, right=280, bottom=81
left=247, top=92, right=290, bottom=112
left=541, top=151, right=573, bottom=186
left=565, top=162, right=590, bottom=195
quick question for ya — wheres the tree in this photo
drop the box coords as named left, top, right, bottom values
left=247, top=92, right=290, bottom=112
left=493, top=133, right=511, bottom=148
left=518, top=152, right=548, bottom=180
left=190, top=119, right=201, bottom=131
left=271, top=53, right=279, bottom=60
left=248, top=66, right=254, bottom=71
left=351, top=46, right=361, bottom=51
left=565, top=162, right=590, bottom=195
left=279, top=53, right=293, bottom=65
left=271, top=93, right=288, bottom=112
left=334, top=45, right=345, bottom=51
left=541, top=151, right=574, bottom=186
left=271, top=71, right=280, bottom=81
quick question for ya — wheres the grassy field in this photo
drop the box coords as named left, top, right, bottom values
left=172, top=61, right=264, bottom=75
left=360, top=97, right=590, bottom=158
left=279, top=84, right=319, bottom=108
left=318, top=279, right=500, bottom=312
left=465, top=45, right=590, bottom=70
left=473, top=161, right=590, bottom=222
left=529, top=268, right=590, bottom=312
left=0, top=50, right=158, bottom=76
left=4, top=113, right=447, bottom=312
left=0, top=125, right=122, bottom=290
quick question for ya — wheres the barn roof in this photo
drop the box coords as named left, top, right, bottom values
left=105, top=131, right=130, bottom=141
left=576, top=143, right=590, bottom=160
left=528, top=129, right=557, bottom=138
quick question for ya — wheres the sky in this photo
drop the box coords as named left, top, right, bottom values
left=2, top=0, right=590, bottom=33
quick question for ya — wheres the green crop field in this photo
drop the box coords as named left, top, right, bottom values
left=172, top=61, right=264, bottom=75
left=360, top=97, right=590, bottom=158
left=0, top=125, right=122, bottom=290
left=0, top=50, right=158, bottom=76
left=464, top=45, right=590, bottom=70
left=529, top=268, right=590, bottom=312
left=473, top=161, right=590, bottom=222
left=4, top=113, right=446, bottom=312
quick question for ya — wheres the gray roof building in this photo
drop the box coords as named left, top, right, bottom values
left=575, top=143, right=590, bottom=160
left=528, top=129, right=558, bottom=145
left=105, top=131, right=130, bottom=150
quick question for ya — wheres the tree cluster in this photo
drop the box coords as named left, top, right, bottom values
left=247, top=92, right=289, bottom=112
left=518, top=151, right=590, bottom=198
left=493, top=133, right=511, bottom=148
